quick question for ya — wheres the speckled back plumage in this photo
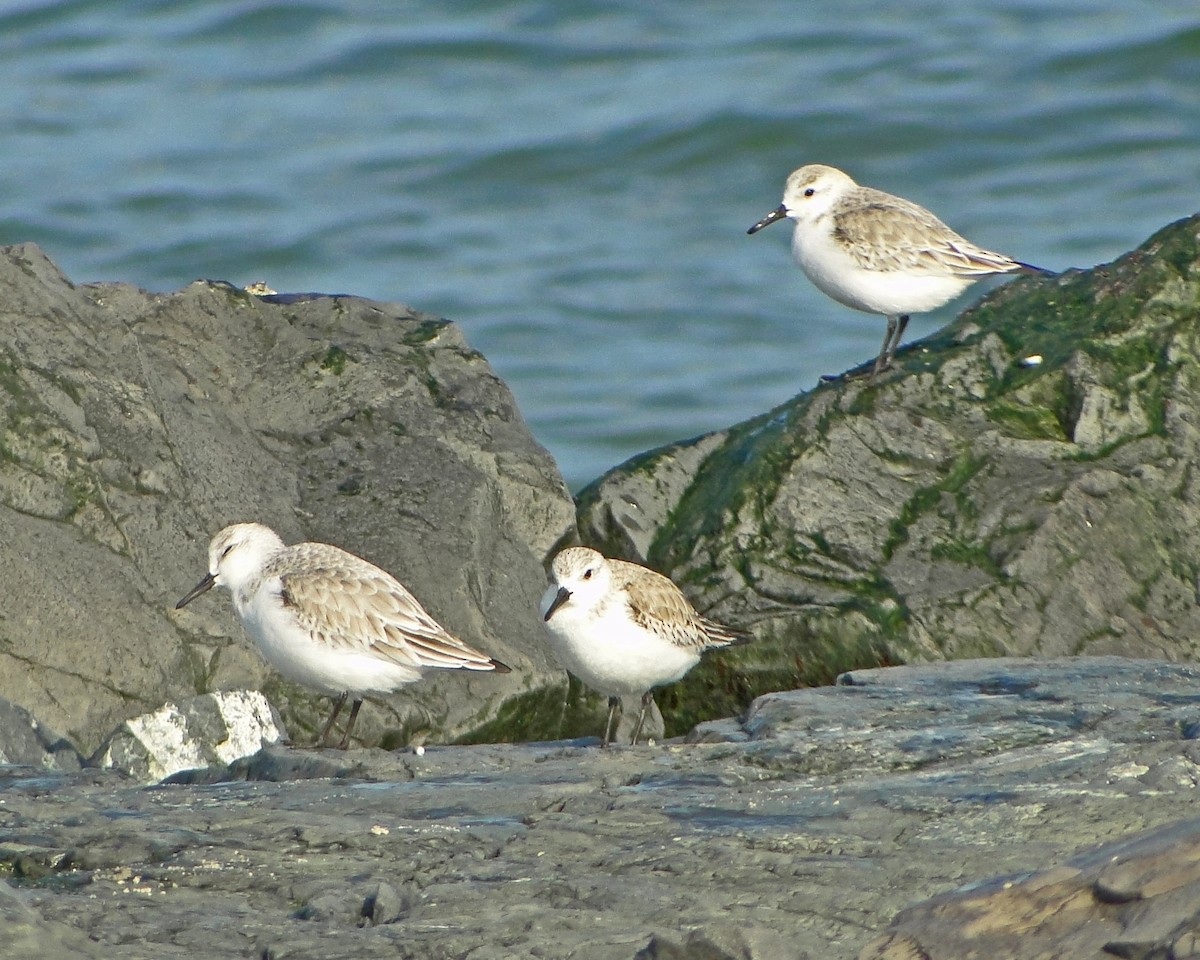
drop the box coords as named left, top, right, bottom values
left=831, top=190, right=1034, bottom=277
left=608, top=558, right=746, bottom=652
left=262, top=541, right=505, bottom=671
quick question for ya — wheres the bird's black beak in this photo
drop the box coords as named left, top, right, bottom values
left=747, top=204, right=787, bottom=235
left=176, top=572, right=216, bottom=609
left=543, top=586, right=571, bottom=622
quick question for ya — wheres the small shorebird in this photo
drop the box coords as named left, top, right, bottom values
left=540, top=546, right=748, bottom=746
left=176, top=522, right=510, bottom=748
left=748, top=163, right=1047, bottom=377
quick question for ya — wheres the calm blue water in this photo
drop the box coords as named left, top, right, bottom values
left=1, top=1, right=1197, bottom=489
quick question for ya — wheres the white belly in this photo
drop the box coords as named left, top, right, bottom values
left=793, top=228, right=973, bottom=316
left=542, top=601, right=700, bottom=698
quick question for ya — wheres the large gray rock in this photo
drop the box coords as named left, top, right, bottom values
left=577, top=214, right=1200, bottom=726
left=2, top=657, right=1200, bottom=959
left=0, top=244, right=576, bottom=753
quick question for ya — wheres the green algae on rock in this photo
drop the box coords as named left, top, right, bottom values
left=578, top=214, right=1200, bottom=728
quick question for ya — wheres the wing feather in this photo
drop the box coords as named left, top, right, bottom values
left=834, top=192, right=1031, bottom=278
left=610, top=559, right=748, bottom=652
left=269, top=543, right=506, bottom=672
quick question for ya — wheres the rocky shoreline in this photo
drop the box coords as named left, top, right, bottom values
left=2, top=212, right=1200, bottom=957
left=3, top=657, right=1200, bottom=959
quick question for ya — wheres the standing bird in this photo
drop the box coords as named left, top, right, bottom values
left=176, top=522, right=510, bottom=749
left=540, top=546, right=748, bottom=746
left=748, top=164, right=1047, bottom=377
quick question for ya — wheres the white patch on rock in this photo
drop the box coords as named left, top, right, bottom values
left=1107, top=761, right=1150, bottom=780
left=94, top=690, right=285, bottom=782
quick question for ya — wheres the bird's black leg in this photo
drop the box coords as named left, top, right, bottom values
left=601, top=696, right=620, bottom=747
left=883, top=314, right=910, bottom=370
left=317, top=692, right=348, bottom=747
left=629, top=690, right=654, bottom=745
left=337, top=698, right=364, bottom=750
left=824, top=313, right=913, bottom=382
left=872, top=315, right=898, bottom=376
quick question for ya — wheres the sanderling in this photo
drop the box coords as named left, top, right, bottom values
left=748, top=164, right=1047, bottom=377
left=176, top=522, right=510, bottom=749
left=540, top=546, right=749, bottom=746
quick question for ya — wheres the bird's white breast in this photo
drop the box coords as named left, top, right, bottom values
left=542, top=596, right=701, bottom=697
left=791, top=220, right=973, bottom=316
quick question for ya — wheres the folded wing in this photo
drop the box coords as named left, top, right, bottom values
left=271, top=543, right=509, bottom=673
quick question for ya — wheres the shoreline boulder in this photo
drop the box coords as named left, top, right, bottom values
left=577, top=213, right=1200, bottom=733
left=0, top=244, right=576, bottom=752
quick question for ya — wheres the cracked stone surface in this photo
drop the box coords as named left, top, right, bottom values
left=92, top=690, right=286, bottom=781
left=2, top=657, right=1200, bottom=959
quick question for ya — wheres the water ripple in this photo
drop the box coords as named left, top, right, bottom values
left=0, top=1, right=1196, bottom=487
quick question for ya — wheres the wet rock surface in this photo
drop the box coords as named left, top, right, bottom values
left=863, top=815, right=1200, bottom=960
left=4, top=657, right=1200, bottom=959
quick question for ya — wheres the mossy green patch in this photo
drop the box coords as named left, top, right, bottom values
left=649, top=407, right=804, bottom=569
left=840, top=591, right=910, bottom=640
left=401, top=319, right=448, bottom=346
left=661, top=619, right=901, bottom=738
left=319, top=344, right=349, bottom=375
left=378, top=716, right=439, bottom=751
left=0, top=354, right=43, bottom=424
left=986, top=401, right=1067, bottom=441
left=456, top=673, right=604, bottom=744
left=882, top=452, right=986, bottom=562
left=930, top=539, right=1005, bottom=578
left=843, top=385, right=880, bottom=417
left=64, top=473, right=97, bottom=517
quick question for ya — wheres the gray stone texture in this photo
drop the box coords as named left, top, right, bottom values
left=0, top=698, right=81, bottom=770
left=579, top=214, right=1200, bottom=705
left=92, top=690, right=286, bottom=781
left=1, top=657, right=1199, bottom=958
left=0, top=244, right=576, bottom=753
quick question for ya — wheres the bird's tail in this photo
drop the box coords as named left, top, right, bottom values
left=703, top=619, right=754, bottom=649
left=1015, top=259, right=1057, bottom=277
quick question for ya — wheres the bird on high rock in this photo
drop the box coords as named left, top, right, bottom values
left=749, top=163, right=1049, bottom=377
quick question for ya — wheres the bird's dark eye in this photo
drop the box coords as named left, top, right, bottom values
left=804, top=188, right=815, bottom=197
left=221, top=544, right=234, bottom=558
left=582, top=568, right=593, bottom=580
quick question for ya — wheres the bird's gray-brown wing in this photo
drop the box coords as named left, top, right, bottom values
left=268, top=544, right=508, bottom=672
left=611, top=560, right=748, bottom=652
left=834, top=190, right=1036, bottom=278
